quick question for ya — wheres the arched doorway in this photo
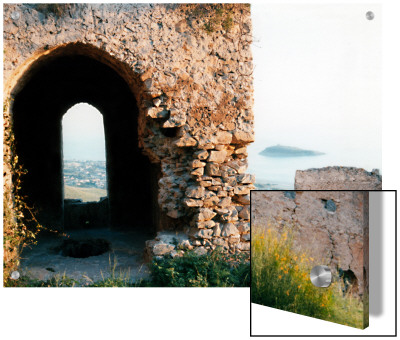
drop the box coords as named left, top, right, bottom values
left=11, top=46, right=160, bottom=234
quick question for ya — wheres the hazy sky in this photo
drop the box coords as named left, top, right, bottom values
left=62, top=3, right=382, bottom=171
left=249, top=3, right=381, bottom=170
left=62, top=103, right=106, bottom=161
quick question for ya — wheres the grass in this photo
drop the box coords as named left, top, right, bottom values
left=251, top=224, right=366, bottom=329
left=4, top=249, right=250, bottom=288
left=150, top=249, right=250, bottom=287
left=64, top=185, right=107, bottom=202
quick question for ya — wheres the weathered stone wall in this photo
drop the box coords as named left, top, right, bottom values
left=295, top=166, right=382, bottom=190
left=3, top=4, right=253, bottom=257
left=251, top=191, right=369, bottom=295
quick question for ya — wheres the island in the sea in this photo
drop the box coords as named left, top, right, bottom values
left=259, top=145, right=325, bottom=158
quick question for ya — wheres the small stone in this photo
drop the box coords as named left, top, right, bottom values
left=144, top=78, right=153, bottom=90
left=146, top=106, right=168, bottom=119
left=237, top=222, right=250, bottom=233
left=140, top=67, right=156, bottom=81
left=213, top=224, right=221, bottom=237
left=228, top=235, right=241, bottom=244
left=153, top=243, right=175, bottom=256
left=163, top=108, right=186, bottom=128
left=215, top=131, right=232, bottom=144
left=207, top=185, right=221, bottom=191
left=199, top=181, right=212, bottom=187
left=167, top=209, right=184, bottom=219
left=234, top=186, right=251, bottom=195
left=196, top=220, right=216, bottom=229
left=194, top=150, right=209, bottom=160
left=232, top=130, right=255, bottom=144
left=191, top=159, right=206, bottom=168
left=184, top=198, right=204, bottom=207
left=179, top=240, right=193, bottom=250
left=221, top=223, right=240, bottom=237
left=194, top=247, right=208, bottom=256
left=227, top=160, right=247, bottom=174
left=153, top=97, right=162, bottom=107
left=218, top=196, right=232, bottom=208
left=203, top=195, right=220, bottom=207
left=208, top=150, right=227, bottom=163
left=175, top=134, right=197, bottom=147
left=175, top=19, right=188, bottom=33
left=239, top=206, right=250, bottom=220
left=241, top=234, right=250, bottom=241
left=237, top=174, right=255, bottom=184
left=205, top=163, right=220, bottom=176
left=224, top=176, right=237, bottom=187
left=195, top=208, right=217, bottom=221
left=213, top=238, right=228, bottom=248
left=235, top=194, right=250, bottom=205
left=235, top=147, right=247, bottom=155
left=217, top=189, right=228, bottom=197
left=237, top=242, right=250, bottom=251
left=190, top=228, right=213, bottom=239
left=170, top=250, right=179, bottom=258
left=191, top=167, right=204, bottom=176
left=186, top=185, right=205, bottom=198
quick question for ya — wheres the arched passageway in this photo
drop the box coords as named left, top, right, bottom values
left=12, top=48, right=160, bottom=233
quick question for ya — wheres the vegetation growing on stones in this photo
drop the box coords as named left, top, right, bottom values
left=182, top=4, right=250, bottom=34
left=3, top=98, right=44, bottom=284
left=33, top=4, right=73, bottom=18
left=251, top=224, right=365, bottom=329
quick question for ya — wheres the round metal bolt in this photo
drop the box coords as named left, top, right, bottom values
left=366, top=11, right=374, bottom=20
left=10, top=271, right=20, bottom=280
left=11, top=11, right=20, bottom=21
left=310, top=265, right=331, bottom=288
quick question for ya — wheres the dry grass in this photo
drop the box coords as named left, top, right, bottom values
left=64, top=185, right=107, bottom=202
left=251, top=224, right=366, bottom=329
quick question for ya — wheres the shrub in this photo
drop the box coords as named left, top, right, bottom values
left=3, top=98, right=45, bottom=285
left=251, top=224, right=364, bottom=328
left=149, top=249, right=250, bottom=287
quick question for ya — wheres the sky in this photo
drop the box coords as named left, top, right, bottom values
left=62, top=103, right=106, bottom=161
left=62, top=3, right=382, bottom=171
left=249, top=3, right=382, bottom=171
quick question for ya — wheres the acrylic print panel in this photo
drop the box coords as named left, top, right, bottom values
left=251, top=191, right=369, bottom=329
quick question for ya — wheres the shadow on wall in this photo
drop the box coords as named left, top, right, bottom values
left=369, top=192, right=383, bottom=316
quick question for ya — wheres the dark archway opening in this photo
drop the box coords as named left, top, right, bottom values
left=12, top=52, right=160, bottom=234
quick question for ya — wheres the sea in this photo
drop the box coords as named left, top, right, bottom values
left=248, top=146, right=381, bottom=190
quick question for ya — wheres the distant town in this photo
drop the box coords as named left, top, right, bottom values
left=63, top=160, right=106, bottom=190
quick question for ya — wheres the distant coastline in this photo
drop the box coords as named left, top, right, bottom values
left=259, top=144, right=325, bottom=158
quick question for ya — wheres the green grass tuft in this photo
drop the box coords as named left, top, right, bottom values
left=150, top=249, right=250, bottom=287
left=251, top=225, right=365, bottom=329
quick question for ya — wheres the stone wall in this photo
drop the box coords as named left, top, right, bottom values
left=251, top=191, right=369, bottom=295
left=3, top=4, right=253, bottom=258
left=295, top=166, right=382, bottom=190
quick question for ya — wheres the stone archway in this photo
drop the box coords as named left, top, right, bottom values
left=11, top=44, right=161, bottom=233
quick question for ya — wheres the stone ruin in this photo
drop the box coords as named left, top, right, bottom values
left=251, top=190, right=369, bottom=295
left=295, top=166, right=382, bottom=190
left=3, top=4, right=254, bottom=259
